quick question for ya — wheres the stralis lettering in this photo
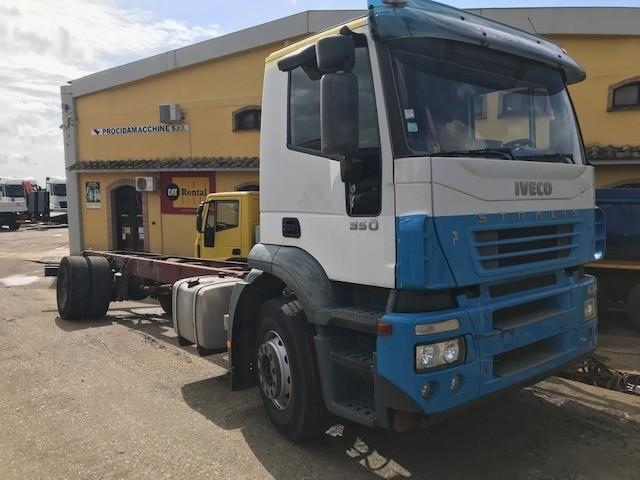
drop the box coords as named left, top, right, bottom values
left=91, top=124, right=189, bottom=136
left=515, top=181, right=553, bottom=196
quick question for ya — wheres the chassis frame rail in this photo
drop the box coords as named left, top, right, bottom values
left=83, top=250, right=250, bottom=285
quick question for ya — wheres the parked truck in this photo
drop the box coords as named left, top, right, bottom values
left=194, top=191, right=259, bottom=260
left=0, top=177, right=29, bottom=230
left=46, top=176, right=67, bottom=214
left=586, top=188, right=640, bottom=330
left=57, top=0, right=602, bottom=440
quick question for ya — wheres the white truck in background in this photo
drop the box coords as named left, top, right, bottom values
left=46, top=176, right=67, bottom=214
left=0, top=177, right=29, bottom=230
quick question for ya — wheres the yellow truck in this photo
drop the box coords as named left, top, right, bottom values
left=194, top=191, right=259, bottom=260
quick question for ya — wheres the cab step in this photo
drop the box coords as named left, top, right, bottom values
left=331, top=399, right=376, bottom=426
left=331, top=350, right=374, bottom=377
left=326, top=307, right=382, bottom=334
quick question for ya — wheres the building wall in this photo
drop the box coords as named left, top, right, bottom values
left=73, top=41, right=269, bottom=255
left=79, top=170, right=257, bottom=256
left=75, top=42, right=283, bottom=162
left=594, top=165, right=640, bottom=188
left=546, top=35, right=640, bottom=188
left=549, top=34, right=640, bottom=147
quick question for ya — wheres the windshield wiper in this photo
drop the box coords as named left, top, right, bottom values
left=430, top=148, right=514, bottom=160
left=515, top=153, right=574, bottom=164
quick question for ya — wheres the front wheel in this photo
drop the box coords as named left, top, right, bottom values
left=256, top=298, right=328, bottom=441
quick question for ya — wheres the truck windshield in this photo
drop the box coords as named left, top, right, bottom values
left=385, top=37, right=584, bottom=164
left=52, top=184, right=66, bottom=196
left=5, top=185, right=23, bottom=198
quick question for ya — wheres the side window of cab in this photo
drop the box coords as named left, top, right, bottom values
left=287, top=40, right=382, bottom=217
left=206, top=200, right=239, bottom=231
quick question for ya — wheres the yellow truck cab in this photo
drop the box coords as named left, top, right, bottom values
left=195, top=191, right=259, bottom=260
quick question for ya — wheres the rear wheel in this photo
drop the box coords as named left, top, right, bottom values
left=256, top=298, right=328, bottom=441
left=8, top=221, right=19, bottom=231
left=85, top=256, right=113, bottom=319
left=57, top=256, right=90, bottom=320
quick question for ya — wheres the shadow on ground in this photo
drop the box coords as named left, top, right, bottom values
left=53, top=305, right=231, bottom=370
left=179, top=374, right=640, bottom=480
left=53, top=306, right=640, bottom=479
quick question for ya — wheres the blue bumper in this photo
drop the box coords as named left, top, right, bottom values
left=377, top=272, right=597, bottom=416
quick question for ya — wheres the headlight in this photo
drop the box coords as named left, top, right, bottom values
left=416, top=338, right=465, bottom=371
left=584, top=298, right=597, bottom=320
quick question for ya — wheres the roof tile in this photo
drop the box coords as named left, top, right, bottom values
left=69, top=157, right=259, bottom=171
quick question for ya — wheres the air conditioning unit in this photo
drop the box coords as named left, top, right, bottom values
left=135, top=177, right=156, bottom=192
left=158, top=104, right=183, bottom=124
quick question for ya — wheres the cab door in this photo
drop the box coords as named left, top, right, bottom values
left=200, top=199, right=242, bottom=260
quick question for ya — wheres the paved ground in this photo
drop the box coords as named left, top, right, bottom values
left=0, top=227, right=639, bottom=480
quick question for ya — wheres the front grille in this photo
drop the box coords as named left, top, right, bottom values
left=489, top=274, right=556, bottom=298
left=493, top=333, right=564, bottom=378
left=492, top=295, right=562, bottom=330
left=474, top=223, right=576, bottom=270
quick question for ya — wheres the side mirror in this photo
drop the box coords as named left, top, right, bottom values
left=321, top=72, right=358, bottom=157
left=196, top=202, right=204, bottom=232
left=321, top=72, right=359, bottom=183
left=316, top=36, right=355, bottom=74
left=317, top=35, right=360, bottom=183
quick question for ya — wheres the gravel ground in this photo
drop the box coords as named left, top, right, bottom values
left=0, top=227, right=638, bottom=480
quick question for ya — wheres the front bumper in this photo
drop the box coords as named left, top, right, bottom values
left=377, top=272, right=597, bottom=417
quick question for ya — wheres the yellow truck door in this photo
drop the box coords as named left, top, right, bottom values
left=200, top=198, right=242, bottom=259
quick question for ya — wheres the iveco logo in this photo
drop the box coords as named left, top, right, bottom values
left=515, top=181, right=553, bottom=196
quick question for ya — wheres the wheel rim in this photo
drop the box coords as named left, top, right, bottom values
left=257, top=330, right=292, bottom=410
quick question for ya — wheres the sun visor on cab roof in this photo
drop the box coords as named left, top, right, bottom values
left=367, top=0, right=586, bottom=84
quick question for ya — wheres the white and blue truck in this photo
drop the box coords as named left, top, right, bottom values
left=56, top=0, right=603, bottom=440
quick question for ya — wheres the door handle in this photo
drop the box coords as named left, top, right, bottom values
left=282, top=218, right=301, bottom=238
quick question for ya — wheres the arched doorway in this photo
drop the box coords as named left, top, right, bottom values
left=113, top=185, right=144, bottom=251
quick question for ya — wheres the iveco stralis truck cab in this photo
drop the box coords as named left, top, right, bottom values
left=0, top=177, right=28, bottom=230
left=227, top=0, right=603, bottom=440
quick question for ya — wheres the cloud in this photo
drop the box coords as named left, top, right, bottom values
left=0, top=0, right=221, bottom=183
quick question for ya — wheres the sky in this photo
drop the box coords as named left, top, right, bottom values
left=1, top=0, right=639, bottom=184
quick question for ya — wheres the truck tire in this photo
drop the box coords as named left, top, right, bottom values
left=85, top=256, right=113, bottom=319
left=56, top=256, right=90, bottom=320
left=8, top=222, right=19, bottom=231
left=256, top=298, right=328, bottom=441
left=626, top=284, right=640, bottom=331
left=159, top=296, right=172, bottom=316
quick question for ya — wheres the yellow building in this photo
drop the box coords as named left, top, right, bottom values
left=61, top=7, right=640, bottom=256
